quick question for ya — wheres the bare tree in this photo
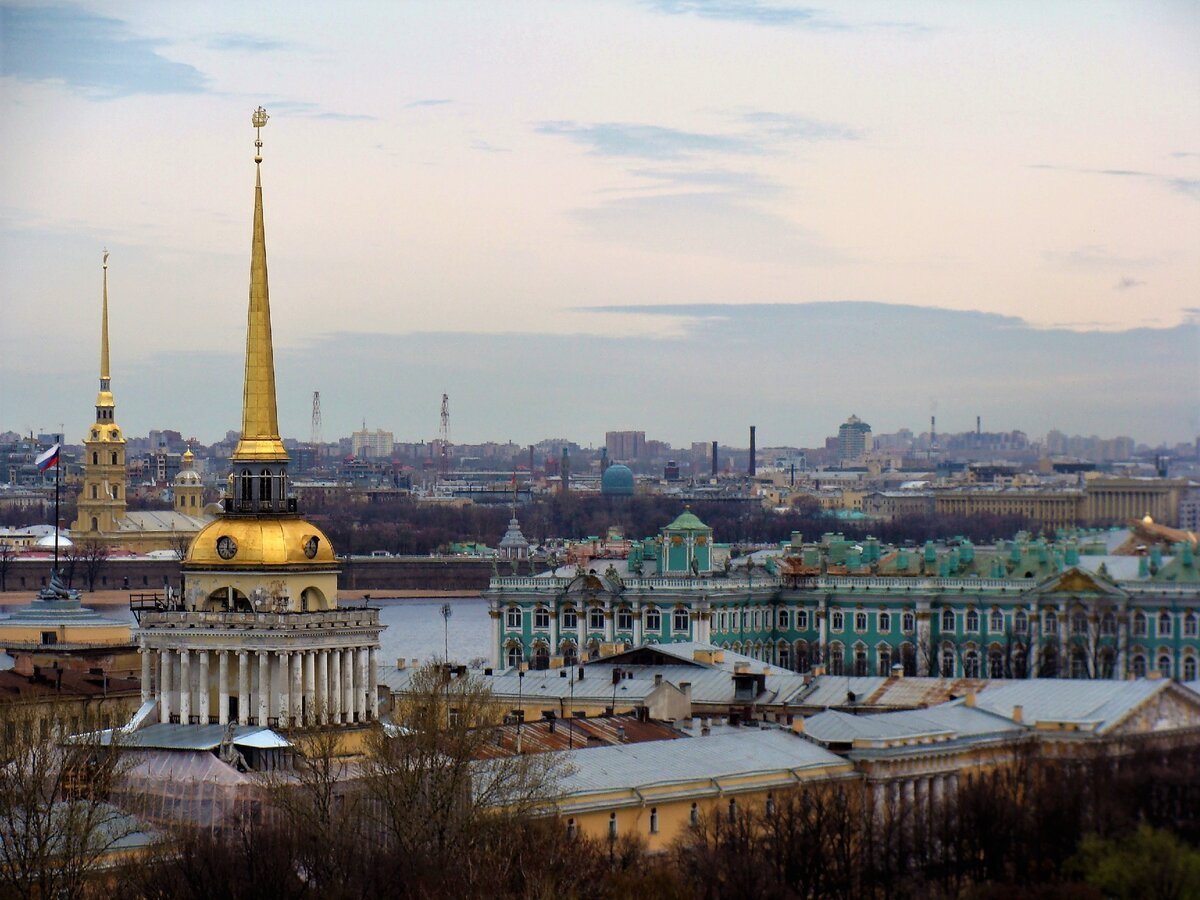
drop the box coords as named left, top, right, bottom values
left=0, top=704, right=134, bottom=900
left=0, top=540, right=15, bottom=592
left=80, top=541, right=110, bottom=592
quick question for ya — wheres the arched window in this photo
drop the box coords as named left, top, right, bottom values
left=941, top=646, right=956, bottom=677
left=1044, top=611, right=1058, bottom=634
left=965, top=609, right=979, bottom=632
left=1158, top=654, right=1173, bottom=678
left=506, top=606, right=521, bottom=629
left=901, top=642, right=916, bottom=676
left=91, top=485, right=98, bottom=499
left=878, top=646, right=892, bottom=675
left=240, top=470, right=252, bottom=503
left=533, top=607, right=549, bottom=629
left=645, top=608, right=661, bottom=631
left=1184, top=656, right=1197, bottom=681
left=1132, top=655, right=1147, bottom=677
left=728, top=798, right=737, bottom=822
left=1158, top=612, right=1173, bottom=637
left=797, top=610, right=809, bottom=630
left=649, top=807, right=659, bottom=834
left=778, top=642, right=791, bottom=669
left=828, top=644, right=844, bottom=676
left=830, top=610, right=844, bottom=631
left=1100, top=649, right=1116, bottom=679
left=854, top=611, right=868, bottom=632
left=260, top=469, right=272, bottom=502
left=90, top=517, right=98, bottom=531
left=566, top=818, right=576, bottom=839
left=854, top=647, right=868, bottom=676
left=562, top=643, right=578, bottom=667
left=777, top=609, right=789, bottom=630
left=111, top=485, right=119, bottom=500
left=941, top=609, right=955, bottom=632
left=1070, top=650, right=1088, bottom=679
left=562, top=607, right=577, bottom=630
left=964, top=649, right=980, bottom=678
left=795, top=641, right=809, bottom=673
left=1071, top=612, right=1087, bottom=636
left=1013, top=649, right=1028, bottom=679
left=608, top=812, right=618, bottom=839
left=1101, top=612, right=1116, bottom=636
left=110, top=451, right=118, bottom=465
left=91, top=452, right=98, bottom=465
left=673, top=609, right=689, bottom=632
left=1184, top=613, right=1198, bottom=637
left=1014, top=610, right=1028, bottom=634
left=989, top=649, right=1004, bottom=678
left=1133, top=611, right=1147, bottom=637
left=766, top=793, right=776, bottom=816
left=902, top=611, right=915, bottom=633
left=878, top=611, right=891, bottom=633
left=617, top=608, right=633, bottom=631
left=589, top=608, right=605, bottom=630
left=990, top=610, right=1004, bottom=632
left=506, top=644, right=522, bottom=668
left=690, top=802, right=699, bottom=826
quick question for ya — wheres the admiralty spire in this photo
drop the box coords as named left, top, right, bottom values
left=136, top=109, right=382, bottom=732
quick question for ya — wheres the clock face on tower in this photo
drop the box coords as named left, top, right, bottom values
left=304, top=536, right=319, bottom=559
left=216, top=535, right=238, bottom=560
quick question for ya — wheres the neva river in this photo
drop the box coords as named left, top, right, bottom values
left=0, top=596, right=494, bottom=668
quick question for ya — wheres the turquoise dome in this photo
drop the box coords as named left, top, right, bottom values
left=601, top=464, right=635, bottom=496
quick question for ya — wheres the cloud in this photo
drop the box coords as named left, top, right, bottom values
left=0, top=4, right=207, bottom=96
left=644, top=0, right=928, bottom=33
left=206, top=33, right=293, bottom=52
left=266, top=100, right=374, bottom=121
left=1029, top=163, right=1200, bottom=202
left=737, top=110, right=862, bottom=141
left=626, top=167, right=778, bottom=194
left=1043, top=245, right=1159, bottom=269
left=536, top=121, right=755, bottom=160
left=1116, top=276, right=1147, bottom=290
left=406, top=98, right=453, bottom=108
left=470, top=138, right=511, bottom=153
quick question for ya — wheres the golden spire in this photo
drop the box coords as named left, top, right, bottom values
left=233, top=107, right=287, bottom=463
left=95, top=249, right=114, bottom=414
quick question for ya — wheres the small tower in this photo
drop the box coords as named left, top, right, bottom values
left=74, top=251, right=127, bottom=534
left=173, top=445, right=204, bottom=514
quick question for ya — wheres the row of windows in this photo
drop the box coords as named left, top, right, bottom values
left=89, top=450, right=121, bottom=465
left=506, top=606, right=689, bottom=633
left=571, top=794, right=778, bottom=841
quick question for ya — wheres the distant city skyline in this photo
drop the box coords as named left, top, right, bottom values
left=2, top=2, right=1197, bottom=445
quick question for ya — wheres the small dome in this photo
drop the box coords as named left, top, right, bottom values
left=1142, top=514, right=1154, bottom=525
left=601, top=464, right=635, bottom=496
left=665, top=508, right=708, bottom=531
left=184, top=517, right=336, bottom=568
left=175, top=469, right=202, bottom=486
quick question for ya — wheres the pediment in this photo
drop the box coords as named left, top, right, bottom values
left=1026, top=566, right=1128, bottom=600
left=1107, top=684, right=1200, bottom=737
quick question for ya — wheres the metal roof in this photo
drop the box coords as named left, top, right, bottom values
left=554, top=728, right=846, bottom=796
left=104, top=723, right=289, bottom=751
left=955, top=678, right=1171, bottom=733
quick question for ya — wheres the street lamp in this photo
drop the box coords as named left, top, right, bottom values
left=441, top=602, right=452, bottom=663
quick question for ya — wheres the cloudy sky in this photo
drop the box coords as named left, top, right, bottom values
left=1, top=1, right=1197, bottom=449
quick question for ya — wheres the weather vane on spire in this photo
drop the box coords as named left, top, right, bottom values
left=102, top=248, right=108, bottom=268
left=252, top=106, right=269, bottom=162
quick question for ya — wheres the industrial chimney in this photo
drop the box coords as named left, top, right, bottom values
left=748, top=426, right=756, bottom=476
left=711, top=440, right=718, bottom=477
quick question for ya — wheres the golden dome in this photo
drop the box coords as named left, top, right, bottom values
left=184, top=517, right=337, bottom=568
left=1142, top=514, right=1154, bottom=525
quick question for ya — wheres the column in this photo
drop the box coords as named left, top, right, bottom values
left=915, top=777, right=930, bottom=831
left=549, top=602, right=559, bottom=656
left=197, top=650, right=210, bottom=724
left=368, top=647, right=379, bottom=721
left=903, top=778, right=916, bottom=815
left=632, top=602, right=643, bottom=647
left=872, top=782, right=887, bottom=821
left=1029, top=603, right=1041, bottom=677
left=916, top=608, right=931, bottom=676
left=256, top=652, right=269, bottom=725
left=140, top=646, right=152, bottom=704
left=218, top=651, right=229, bottom=726
left=1117, top=606, right=1129, bottom=676
left=489, top=604, right=501, bottom=670
left=238, top=651, right=250, bottom=725
left=330, top=648, right=342, bottom=723
left=357, top=647, right=369, bottom=722
left=317, top=650, right=329, bottom=725
left=159, top=649, right=171, bottom=723
left=343, top=648, right=355, bottom=722
left=931, top=773, right=945, bottom=811
left=304, top=650, right=317, bottom=725
left=291, top=652, right=303, bottom=728
left=1058, top=600, right=1068, bottom=675
left=277, top=651, right=291, bottom=725
left=179, top=649, right=192, bottom=724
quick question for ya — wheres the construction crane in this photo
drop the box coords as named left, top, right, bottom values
left=439, top=393, right=451, bottom=481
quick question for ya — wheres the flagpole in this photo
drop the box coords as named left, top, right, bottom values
left=53, top=433, right=61, bottom=574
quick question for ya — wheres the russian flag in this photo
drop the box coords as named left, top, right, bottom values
left=35, top=444, right=60, bottom=472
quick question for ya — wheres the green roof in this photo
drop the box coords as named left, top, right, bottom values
left=665, top=509, right=709, bottom=532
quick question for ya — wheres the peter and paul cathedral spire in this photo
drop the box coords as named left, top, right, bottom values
left=74, top=250, right=127, bottom=534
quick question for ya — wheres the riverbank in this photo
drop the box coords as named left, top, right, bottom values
left=0, top=589, right=482, bottom=607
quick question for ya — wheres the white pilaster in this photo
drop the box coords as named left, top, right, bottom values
left=159, top=649, right=171, bottom=723
left=357, top=647, right=369, bottom=722
left=291, top=652, right=303, bottom=727
left=238, top=651, right=250, bottom=725
left=197, top=650, right=210, bottom=723
left=343, top=648, right=355, bottom=722
left=257, top=652, right=270, bottom=725
left=317, top=650, right=329, bottom=725
left=140, top=646, right=152, bottom=704
left=368, top=646, right=379, bottom=721
left=218, top=651, right=229, bottom=726
left=179, top=649, right=192, bottom=724
left=330, top=648, right=342, bottom=723
left=304, top=650, right=316, bottom=725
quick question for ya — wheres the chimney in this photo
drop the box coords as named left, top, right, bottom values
left=711, top=441, right=718, bottom=477
left=616, top=725, right=626, bottom=742
left=1012, top=704, right=1024, bottom=724
left=964, top=689, right=976, bottom=708
left=654, top=673, right=663, bottom=685
left=790, top=717, right=805, bottom=735
left=748, top=426, right=757, bottom=476
left=733, top=661, right=750, bottom=674
left=679, top=681, right=692, bottom=709
left=976, top=415, right=981, bottom=436
left=396, top=658, right=406, bottom=669
left=890, top=663, right=904, bottom=680
left=578, top=665, right=585, bottom=681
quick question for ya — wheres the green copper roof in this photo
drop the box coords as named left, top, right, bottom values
left=665, top=509, right=709, bottom=532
